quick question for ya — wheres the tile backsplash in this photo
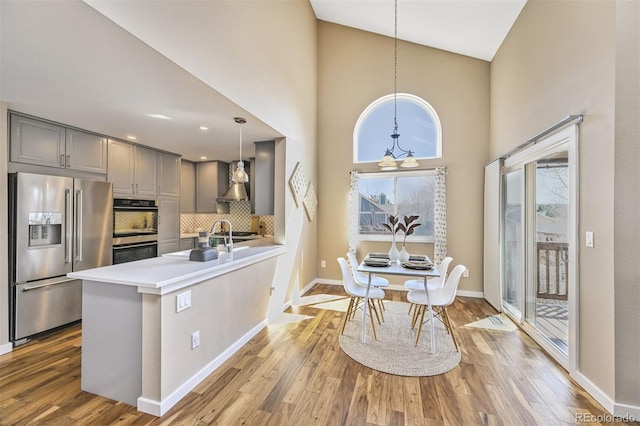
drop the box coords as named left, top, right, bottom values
left=180, top=200, right=274, bottom=235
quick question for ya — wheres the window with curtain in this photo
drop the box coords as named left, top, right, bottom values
left=356, top=170, right=435, bottom=242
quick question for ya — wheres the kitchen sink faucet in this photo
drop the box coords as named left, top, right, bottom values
left=211, top=218, right=233, bottom=252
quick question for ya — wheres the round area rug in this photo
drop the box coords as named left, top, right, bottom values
left=339, top=300, right=461, bottom=376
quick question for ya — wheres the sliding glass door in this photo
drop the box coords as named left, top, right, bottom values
left=526, top=153, right=570, bottom=355
left=501, top=125, right=578, bottom=369
left=502, top=169, right=524, bottom=320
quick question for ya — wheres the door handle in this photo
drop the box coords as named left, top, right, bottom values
left=66, top=155, right=71, bottom=168
left=65, top=189, right=72, bottom=263
left=60, top=154, right=65, bottom=167
left=75, top=190, right=83, bottom=262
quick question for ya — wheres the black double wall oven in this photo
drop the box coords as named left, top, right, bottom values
left=112, top=199, right=158, bottom=264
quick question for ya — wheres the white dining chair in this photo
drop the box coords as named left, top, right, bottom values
left=346, top=251, right=389, bottom=318
left=337, top=257, right=385, bottom=340
left=407, top=264, right=466, bottom=350
left=346, top=252, right=390, bottom=288
left=405, top=256, right=452, bottom=315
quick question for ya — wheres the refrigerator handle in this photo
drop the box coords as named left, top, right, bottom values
left=75, top=190, right=83, bottom=262
left=22, top=277, right=76, bottom=291
left=65, top=189, right=72, bottom=263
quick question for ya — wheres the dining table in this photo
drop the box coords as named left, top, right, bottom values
left=357, top=256, right=440, bottom=353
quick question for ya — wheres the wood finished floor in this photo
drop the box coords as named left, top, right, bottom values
left=0, top=284, right=625, bottom=425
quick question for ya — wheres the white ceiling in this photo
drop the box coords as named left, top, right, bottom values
left=310, top=0, right=527, bottom=61
left=0, top=1, right=525, bottom=163
left=0, top=1, right=282, bottom=162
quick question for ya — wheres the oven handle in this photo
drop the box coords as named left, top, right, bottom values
left=113, top=206, right=158, bottom=211
left=113, top=242, right=158, bottom=250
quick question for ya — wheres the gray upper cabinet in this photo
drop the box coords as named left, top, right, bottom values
left=253, top=140, right=275, bottom=215
left=65, top=129, right=108, bottom=174
left=158, top=152, right=180, bottom=198
left=108, top=139, right=158, bottom=198
left=10, top=114, right=107, bottom=174
left=180, top=160, right=196, bottom=212
left=135, top=146, right=158, bottom=197
left=196, top=161, right=229, bottom=213
left=107, top=139, right=135, bottom=194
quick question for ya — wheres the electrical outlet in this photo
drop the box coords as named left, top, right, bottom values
left=321, top=260, right=326, bottom=268
left=191, top=330, right=200, bottom=349
left=177, top=290, right=192, bottom=313
left=463, top=268, right=469, bottom=278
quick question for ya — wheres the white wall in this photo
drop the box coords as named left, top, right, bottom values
left=85, top=1, right=319, bottom=311
left=0, top=101, right=10, bottom=354
left=491, top=0, right=640, bottom=416
left=613, top=0, right=640, bottom=412
left=316, top=22, right=490, bottom=292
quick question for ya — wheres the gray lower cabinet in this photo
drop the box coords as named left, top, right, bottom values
left=108, top=139, right=158, bottom=198
left=158, top=197, right=180, bottom=255
left=10, top=113, right=107, bottom=174
left=180, top=160, right=196, bottom=212
left=196, top=161, right=229, bottom=213
left=179, top=238, right=196, bottom=250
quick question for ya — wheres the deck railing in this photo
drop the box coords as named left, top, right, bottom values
left=537, top=241, right=568, bottom=301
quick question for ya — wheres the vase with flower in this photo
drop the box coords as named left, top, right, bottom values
left=382, top=215, right=400, bottom=262
left=397, top=215, right=421, bottom=263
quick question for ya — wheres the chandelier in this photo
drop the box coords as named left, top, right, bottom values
left=377, top=0, right=419, bottom=171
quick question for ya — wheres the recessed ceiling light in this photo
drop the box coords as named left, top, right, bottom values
left=198, top=126, right=209, bottom=131
left=148, top=114, right=171, bottom=120
left=200, top=156, right=207, bottom=160
left=126, top=135, right=137, bottom=140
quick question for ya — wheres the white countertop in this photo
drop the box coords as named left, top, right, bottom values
left=180, top=233, right=266, bottom=240
left=68, top=244, right=286, bottom=295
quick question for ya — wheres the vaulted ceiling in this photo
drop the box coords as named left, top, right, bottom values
left=0, top=1, right=525, bottom=162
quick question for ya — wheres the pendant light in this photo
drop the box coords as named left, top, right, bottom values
left=378, top=0, right=419, bottom=170
left=218, top=117, right=249, bottom=201
left=232, top=117, right=249, bottom=183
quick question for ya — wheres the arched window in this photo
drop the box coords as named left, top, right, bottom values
left=353, top=93, right=442, bottom=164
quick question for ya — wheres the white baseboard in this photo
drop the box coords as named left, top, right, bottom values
left=614, top=402, right=640, bottom=420
left=457, top=290, right=484, bottom=298
left=572, top=372, right=640, bottom=423
left=315, top=278, right=342, bottom=286
left=573, top=371, right=615, bottom=414
left=0, top=341, right=13, bottom=356
left=137, top=320, right=268, bottom=417
left=572, top=371, right=640, bottom=420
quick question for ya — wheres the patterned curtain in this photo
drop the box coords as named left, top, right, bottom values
left=433, top=167, right=448, bottom=265
left=348, top=171, right=359, bottom=255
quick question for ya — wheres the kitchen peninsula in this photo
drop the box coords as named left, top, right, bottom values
left=68, top=241, right=285, bottom=416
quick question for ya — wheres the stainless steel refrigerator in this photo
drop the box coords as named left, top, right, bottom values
left=9, top=172, right=113, bottom=343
